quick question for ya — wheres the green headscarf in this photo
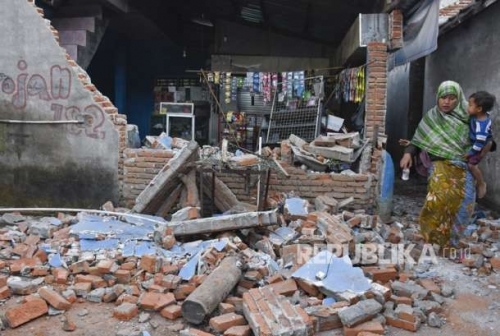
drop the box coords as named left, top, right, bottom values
left=411, top=81, right=470, bottom=160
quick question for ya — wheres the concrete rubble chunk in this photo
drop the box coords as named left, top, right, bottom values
left=87, top=288, right=106, bottom=303
left=8, top=280, right=36, bottom=295
left=182, top=256, right=242, bottom=324
left=338, top=299, right=383, bottom=327
left=391, top=281, right=429, bottom=300
left=165, top=210, right=278, bottom=236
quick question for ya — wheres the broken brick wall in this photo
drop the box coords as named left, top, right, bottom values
left=219, top=162, right=377, bottom=210
left=0, top=0, right=127, bottom=208
left=122, top=149, right=175, bottom=208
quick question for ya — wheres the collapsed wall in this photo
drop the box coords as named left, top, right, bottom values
left=0, top=0, right=127, bottom=207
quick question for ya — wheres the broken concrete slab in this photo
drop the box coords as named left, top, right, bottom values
left=133, top=141, right=199, bottom=214
left=337, top=299, right=383, bottom=327
left=164, top=210, right=278, bottom=237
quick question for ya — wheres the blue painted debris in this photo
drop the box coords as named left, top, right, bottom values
left=80, top=239, right=120, bottom=251
left=70, top=214, right=154, bottom=240
left=292, top=250, right=371, bottom=295
left=322, top=297, right=336, bottom=306
left=48, top=253, right=64, bottom=268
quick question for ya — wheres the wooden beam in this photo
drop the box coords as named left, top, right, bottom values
left=133, top=141, right=199, bottom=214
left=155, top=184, right=183, bottom=218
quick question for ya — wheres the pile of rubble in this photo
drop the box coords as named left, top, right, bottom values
left=0, top=192, right=459, bottom=335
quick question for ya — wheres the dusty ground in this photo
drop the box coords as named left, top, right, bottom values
left=3, top=178, right=500, bottom=335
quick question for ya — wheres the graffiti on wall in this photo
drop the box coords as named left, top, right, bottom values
left=0, top=60, right=106, bottom=139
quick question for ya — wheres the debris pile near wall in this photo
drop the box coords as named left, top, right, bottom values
left=0, top=194, right=460, bottom=334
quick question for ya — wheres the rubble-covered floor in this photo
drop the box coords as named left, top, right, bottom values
left=2, top=179, right=500, bottom=336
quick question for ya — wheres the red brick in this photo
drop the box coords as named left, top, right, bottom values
left=140, top=255, right=157, bottom=273
left=45, top=275, right=55, bottom=284
left=0, top=260, right=6, bottom=269
left=70, top=261, right=89, bottom=274
left=75, top=274, right=107, bottom=288
left=266, top=279, right=298, bottom=296
left=139, top=292, right=176, bottom=310
left=38, top=287, right=71, bottom=310
left=174, top=284, right=196, bottom=301
left=5, top=298, right=48, bottom=328
left=116, top=293, right=138, bottom=305
left=54, top=268, right=69, bottom=284
left=219, top=302, right=236, bottom=314
left=266, top=274, right=283, bottom=284
left=97, top=259, right=114, bottom=274
left=0, top=274, right=8, bottom=287
left=182, top=329, right=214, bottom=336
left=362, top=267, right=397, bottom=283
left=296, top=279, right=320, bottom=297
left=390, top=295, right=412, bottom=306
left=209, top=313, right=246, bottom=333
left=418, top=279, right=441, bottom=294
left=9, top=258, right=40, bottom=273
left=114, top=270, right=131, bottom=284
left=343, top=320, right=384, bottom=336
left=0, top=286, right=11, bottom=299
left=385, top=316, right=420, bottom=332
left=223, top=325, right=251, bottom=336
left=490, top=257, right=500, bottom=269
left=32, top=266, right=49, bottom=277
left=161, top=264, right=179, bottom=274
left=113, top=302, right=139, bottom=321
left=160, top=304, right=182, bottom=320
left=120, top=261, right=136, bottom=271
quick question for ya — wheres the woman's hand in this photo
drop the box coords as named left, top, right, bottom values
left=400, top=153, right=412, bottom=169
left=399, top=139, right=411, bottom=147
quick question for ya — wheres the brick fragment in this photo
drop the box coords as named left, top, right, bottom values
left=344, top=320, right=385, bottom=336
left=0, top=274, right=8, bottom=287
left=114, top=270, right=131, bottom=284
left=140, top=254, right=158, bottom=273
left=113, top=302, right=139, bottom=321
left=219, top=302, right=236, bottom=314
left=38, top=287, right=71, bottom=310
left=0, top=285, right=11, bottom=299
left=161, top=304, right=182, bottom=320
left=418, top=279, right=441, bottom=294
left=74, top=282, right=92, bottom=297
left=223, top=325, right=251, bottom=336
left=5, top=298, right=48, bottom=328
left=139, top=292, right=176, bottom=310
left=266, top=279, right=298, bottom=296
left=97, top=259, right=114, bottom=274
left=209, top=313, right=246, bottom=333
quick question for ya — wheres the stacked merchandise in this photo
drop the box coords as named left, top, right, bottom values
left=333, top=66, right=366, bottom=104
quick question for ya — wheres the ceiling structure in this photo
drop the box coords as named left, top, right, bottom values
left=120, top=0, right=386, bottom=55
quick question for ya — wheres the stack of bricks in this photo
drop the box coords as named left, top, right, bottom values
left=218, top=161, right=377, bottom=209
left=30, top=0, right=128, bottom=200
left=365, top=42, right=388, bottom=140
left=122, top=149, right=175, bottom=208
left=389, top=9, right=403, bottom=50
left=242, top=286, right=313, bottom=336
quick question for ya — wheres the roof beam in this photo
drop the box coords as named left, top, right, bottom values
left=99, top=0, right=129, bottom=13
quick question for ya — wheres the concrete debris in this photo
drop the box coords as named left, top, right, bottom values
left=0, top=168, right=479, bottom=335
